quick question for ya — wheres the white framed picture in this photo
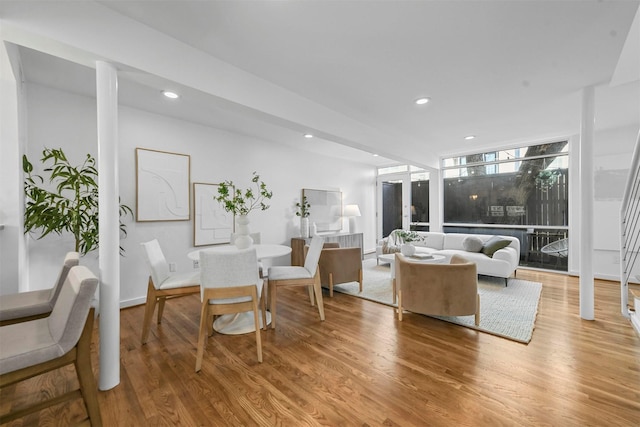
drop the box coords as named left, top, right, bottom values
left=136, top=148, right=190, bottom=221
left=193, top=182, right=234, bottom=246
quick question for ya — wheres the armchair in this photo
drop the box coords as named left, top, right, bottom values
left=318, top=246, right=363, bottom=297
left=396, top=253, right=480, bottom=325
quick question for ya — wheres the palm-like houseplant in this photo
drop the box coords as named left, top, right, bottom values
left=23, top=148, right=133, bottom=256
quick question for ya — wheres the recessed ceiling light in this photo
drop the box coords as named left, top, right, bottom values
left=162, top=90, right=179, bottom=99
left=414, top=97, right=430, bottom=105
left=304, top=133, right=313, bottom=138
left=464, top=135, right=476, bottom=140
left=372, top=153, right=379, bottom=157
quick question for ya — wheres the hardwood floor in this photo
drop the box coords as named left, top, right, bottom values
left=2, top=270, right=639, bottom=426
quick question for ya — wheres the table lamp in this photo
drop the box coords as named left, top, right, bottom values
left=343, top=204, right=361, bottom=233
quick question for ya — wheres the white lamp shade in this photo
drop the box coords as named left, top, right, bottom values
left=343, top=204, right=361, bottom=217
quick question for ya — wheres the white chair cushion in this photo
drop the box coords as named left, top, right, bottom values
left=158, top=271, right=200, bottom=290
left=0, top=289, right=51, bottom=321
left=268, top=266, right=313, bottom=281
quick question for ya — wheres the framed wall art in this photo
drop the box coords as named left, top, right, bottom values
left=136, top=148, right=190, bottom=222
left=303, top=188, right=342, bottom=232
left=193, top=182, right=234, bottom=246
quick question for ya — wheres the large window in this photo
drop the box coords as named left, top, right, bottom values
left=442, top=141, right=569, bottom=271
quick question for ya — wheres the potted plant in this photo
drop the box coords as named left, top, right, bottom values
left=396, top=230, right=422, bottom=256
left=214, top=171, right=273, bottom=248
left=23, top=148, right=133, bottom=256
left=295, top=195, right=311, bottom=238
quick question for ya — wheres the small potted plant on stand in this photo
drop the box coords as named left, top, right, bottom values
left=215, top=171, right=273, bottom=249
left=295, top=196, right=311, bottom=238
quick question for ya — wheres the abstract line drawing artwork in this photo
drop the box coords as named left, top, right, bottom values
left=136, top=148, right=190, bottom=222
left=193, top=182, right=234, bottom=246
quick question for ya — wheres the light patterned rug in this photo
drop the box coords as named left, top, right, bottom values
left=333, top=258, right=542, bottom=343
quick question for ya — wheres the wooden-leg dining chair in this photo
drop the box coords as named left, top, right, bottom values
left=140, top=239, right=200, bottom=344
left=195, top=247, right=266, bottom=372
left=0, top=265, right=102, bottom=426
left=267, top=236, right=325, bottom=330
left=0, top=251, right=79, bottom=326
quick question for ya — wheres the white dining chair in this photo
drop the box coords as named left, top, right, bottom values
left=140, top=239, right=200, bottom=344
left=267, top=236, right=325, bottom=330
left=0, top=265, right=102, bottom=426
left=0, top=252, right=79, bottom=326
left=196, top=247, right=266, bottom=372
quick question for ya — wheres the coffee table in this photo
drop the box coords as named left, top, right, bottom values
left=378, top=253, right=446, bottom=303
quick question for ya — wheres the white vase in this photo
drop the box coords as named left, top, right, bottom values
left=300, top=217, right=310, bottom=238
left=235, top=214, right=253, bottom=249
left=401, top=243, right=416, bottom=256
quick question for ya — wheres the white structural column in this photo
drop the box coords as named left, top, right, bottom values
left=579, top=86, right=595, bottom=320
left=96, top=61, right=120, bottom=390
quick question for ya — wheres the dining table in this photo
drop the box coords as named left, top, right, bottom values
left=187, top=243, right=292, bottom=335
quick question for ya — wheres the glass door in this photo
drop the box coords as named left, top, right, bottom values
left=377, top=170, right=430, bottom=238
left=377, top=172, right=411, bottom=238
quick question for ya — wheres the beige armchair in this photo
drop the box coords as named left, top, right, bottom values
left=318, top=245, right=363, bottom=297
left=395, top=253, right=479, bottom=325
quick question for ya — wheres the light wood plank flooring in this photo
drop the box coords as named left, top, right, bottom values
left=2, top=270, right=639, bottom=426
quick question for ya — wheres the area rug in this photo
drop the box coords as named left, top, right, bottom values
left=332, top=258, right=542, bottom=343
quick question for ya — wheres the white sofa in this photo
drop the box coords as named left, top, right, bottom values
left=377, top=231, right=520, bottom=283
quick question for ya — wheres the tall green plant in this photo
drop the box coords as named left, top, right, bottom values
left=23, top=148, right=133, bottom=255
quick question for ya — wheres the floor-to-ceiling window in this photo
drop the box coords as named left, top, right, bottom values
left=442, top=141, right=569, bottom=271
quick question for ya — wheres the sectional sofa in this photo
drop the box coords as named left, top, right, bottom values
left=377, top=231, right=521, bottom=283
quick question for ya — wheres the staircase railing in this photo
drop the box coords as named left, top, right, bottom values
left=620, top=130, right=640, bottom=335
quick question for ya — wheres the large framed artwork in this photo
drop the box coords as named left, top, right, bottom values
left=136, top=148, right=190, bottom=222
left=303, top=188, right=342, bottom=232
left=193, top=182, right=234, bottom=246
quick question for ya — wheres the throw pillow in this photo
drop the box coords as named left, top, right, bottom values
left=382, top=239, right=400, bottom=254
left=462, top=236, right=484, bottom=253
left=481, top=235, right=512, bottom=258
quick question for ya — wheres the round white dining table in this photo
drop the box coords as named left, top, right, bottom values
left=187, top=243, right=292, bottom=261
left=187, top=244, right=292, bottom=335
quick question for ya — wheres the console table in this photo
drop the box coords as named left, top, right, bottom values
left=291, top=232, right=363, bottom=266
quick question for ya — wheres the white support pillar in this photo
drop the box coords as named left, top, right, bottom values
left=579, top=86, right=595, bottom=320
left=96, top=61, right=120, bottom=390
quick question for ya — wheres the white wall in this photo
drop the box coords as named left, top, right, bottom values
left=0, top=41, right=26, bottom=296
left=23, top=82, right=377, bottom=307
left=591, top=124, right=640, bottom=281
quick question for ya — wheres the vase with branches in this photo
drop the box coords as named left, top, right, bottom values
left=23, top=148, right=133, bottom=256
left=214, top=171, right=273, bottom=248
left=295, top=195, right=311, bottom=237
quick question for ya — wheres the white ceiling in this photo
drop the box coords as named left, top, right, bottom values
left=10, top=0, right=640, bottom=168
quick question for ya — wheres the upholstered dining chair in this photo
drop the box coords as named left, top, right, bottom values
left=0, top=265, right=102, bottom=426
left=230, top=232, right=265, bottom=276
left=318, top=244, right=363, bottom=297
left=0, top=252, right=79, bottom=326
left=395, top=253, right=480, bottom=325
left=267, top=236, right=325, bottom=330
left=196, top=247, right=266, bottom=372
left=140, top=239, right=200, bottom=345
